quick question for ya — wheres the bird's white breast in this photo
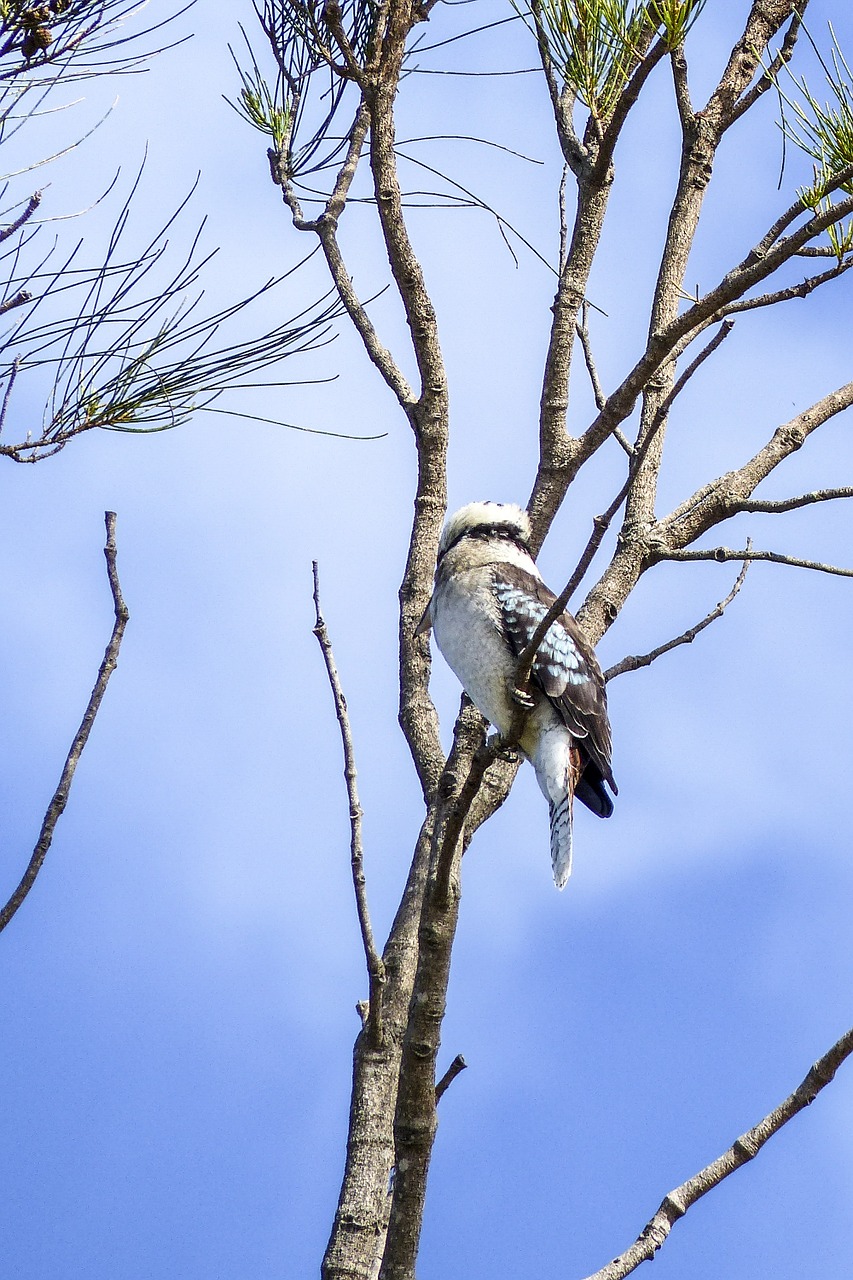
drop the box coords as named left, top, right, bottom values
left=431, top=567, right=517, bottom=735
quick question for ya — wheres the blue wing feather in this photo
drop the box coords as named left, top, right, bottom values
left=492, top=564, right=617, bottom=814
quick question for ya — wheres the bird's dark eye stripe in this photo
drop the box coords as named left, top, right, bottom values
left=439, top=522, right=529, bottom=559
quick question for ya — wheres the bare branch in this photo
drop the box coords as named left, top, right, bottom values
left=670, top=45, right=692, bottom=128
left=435, top=1054, right=467, bottom=1103
left=581, top=1022, right=853, bottom=1280
left=594, top=34, right=669, bottom=181
left=367, top=10, right=449, bottom=798
left=656, top=545, right=853, bottom=580
left=0, top=190, right=42, bottom=245
left=575, top=186, right=852, bottom=480
left=575, top=303, right=631, bottom=456
left=604, top=556, right=750, bottom=682
left=717, top=259, right=853, bottom=318
left=575, top=325, right=604, bottom=403
left=796, top=244, right=843, bottom=257
left=731, top=487, right=853, bottom=516
left=529, top=0, right=585, bottom=177
left=271, top=99, right=418, bottom=411
left=706, top=0, right=803, bottom=132
left=322, top=0, right=367, bottom=86
left=317, top=217, right=416, bottom=410
left=0, top=512, right=128, bottom=935
left=0, top=287, right=32, bottom=315
left=312, top=561, right=385, bottom=1046
left=558, top=164, right=569, bottom=274
left=726, top=1, right=807, bottom=129
left=585, top=2, right=810, bottom=562
left=659, top=382, right=853, bottom=549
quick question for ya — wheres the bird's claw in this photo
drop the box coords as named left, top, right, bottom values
left=510, top=683, right=535, bottom=711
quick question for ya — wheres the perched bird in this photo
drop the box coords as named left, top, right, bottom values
left=417, top=501, right=616, bottom=888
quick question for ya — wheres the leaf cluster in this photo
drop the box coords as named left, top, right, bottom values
left=784, top=24, right=853, bottom=206
left=525, top=0, right=704, bottom=119
left=226, top=40, right=293, bottom=155
left=242, top=0, right=378, bottom=179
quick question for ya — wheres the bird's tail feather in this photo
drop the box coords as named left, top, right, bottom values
left=549, top=793, right=574, bottom=890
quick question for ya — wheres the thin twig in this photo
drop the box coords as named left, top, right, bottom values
left=657, top=545, right=853, bottom=579
left=604, top=556, right=750, bottom=682
left=575, top=303, right=605, bottom=412
left=0, top=511, right=129, bottom=935
left=435, top=1054, right=467, bottom=1103
left=558, top=163, right=569, bottom=274
left=0, top=355, right=20, bottom=434
left=717, top=259, right=853, bottom=317
left=581, top=1022, right=853, bottom=1280
left=575, top=302, right=632, bottom=455
left=0, top=190, right=42, bottom=245
left=0, top=288, right=32, bottom=315
left=312, top=561, right=385, bottom=1046
left=729, top=486, right=853, bottom=516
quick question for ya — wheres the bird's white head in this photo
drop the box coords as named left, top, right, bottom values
left=438, top=501, right=532, bottom=561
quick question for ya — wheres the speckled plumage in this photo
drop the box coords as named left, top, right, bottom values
left=421, top=501, right=616, bottom=888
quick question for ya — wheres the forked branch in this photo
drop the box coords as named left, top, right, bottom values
left=604, top=556, right=750, bottom=682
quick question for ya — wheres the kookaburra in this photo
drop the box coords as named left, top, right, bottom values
left=417, top=501, right=616, bottom=888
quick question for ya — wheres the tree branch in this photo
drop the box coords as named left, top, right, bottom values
left=658, top=382, right=853, bottom=549
left=312, top=561, right=385, bottom=1047
left=581, top=1022, right=853, bottom=1280
left=656, top=545, right=853, bottom=580
left=604, top=556, right=750, bottom=682
left=730, top=487, right=853, bottom=516
left=0, top=190, right=41, bottom=245
left=273, top=98, right=419, bottom=412
left=726, top=1, right=808, bottom=129
left=305, top=6, right=447, bottom=810
left=518, top=322, right=735, bottom=703
left=0, top=512, right=129, bottom=935
left=435, top=1053, right=466, bottom=1104
left=528, top=23, right=667, bottom=543
left=716, top=259, right=853, bottom=318
left=575, top=302, right=631, bottom=455
left=380, top=701, right=486, bottom=1280
left=593, top=33, right=668, bottom=182
left=322, top=0, right=368, bottom=86
left=706, top=0, right=802, bottom=132
left=530, top=0, right=585, bottom=178
left=573, top=167, right=853, bottom=485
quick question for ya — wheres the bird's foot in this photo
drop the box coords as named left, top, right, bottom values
left=486, top=731, right=519, bottom=763
left=509, top=681, right=535, bottom=711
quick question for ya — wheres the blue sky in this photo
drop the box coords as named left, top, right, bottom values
left=1, top=3, right=853, bottom=1277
